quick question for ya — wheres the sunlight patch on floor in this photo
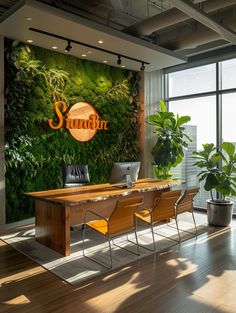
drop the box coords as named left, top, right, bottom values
left=196, top=227, right=232, bottom=244
left=86, top=271, right=148, bottom=311
left=193, top=270, right=236, bottom=306
left=102, top=266, right=132, bottom=281
left=3, top=295, right=30, bottom=305
left=166, top=257, right=198, bottom=279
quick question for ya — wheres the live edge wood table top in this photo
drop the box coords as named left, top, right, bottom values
left=26, top=178, right=180, bottom=256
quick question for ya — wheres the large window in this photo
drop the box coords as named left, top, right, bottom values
left=165, top=59, right=236, bottom=213
left=168, top=64, right=216, bottom=97
left=169, top=96, right=216, bottom=150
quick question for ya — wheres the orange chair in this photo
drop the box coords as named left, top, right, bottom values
left=175, top=187, right=200, bottom=240
left=135, top=190, right=182, bottom=251
left=82, top=196, right=143, bottom=268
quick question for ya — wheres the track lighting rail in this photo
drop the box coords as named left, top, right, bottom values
left=29, top=27, right=150, bottom=69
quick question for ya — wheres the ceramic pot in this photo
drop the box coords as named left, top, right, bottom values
left=207, top=199, right=233, bottom=226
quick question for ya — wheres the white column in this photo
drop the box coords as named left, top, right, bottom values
left=143, top=70, right=164, bottom=178
left=0, top=36, right=5, bottom=225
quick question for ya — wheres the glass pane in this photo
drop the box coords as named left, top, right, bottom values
left=222, top=93, right=236, bottom=213
left=221, top=58, right=236, bottom=90
left=169, top=96, right=216, bottom=209
left=168, top=64, right=216, bottom=97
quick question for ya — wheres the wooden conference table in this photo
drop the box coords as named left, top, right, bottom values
left=26, top=178, right=180, bottom=256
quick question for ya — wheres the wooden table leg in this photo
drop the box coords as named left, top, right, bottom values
left=35, top=200, right=70, bottom=256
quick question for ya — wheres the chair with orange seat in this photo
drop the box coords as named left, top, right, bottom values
left=82, top=196, right=143, bottom=268
left=135, top=190, right=182, bottom=251
left=175, top=187, right=200, bottom=240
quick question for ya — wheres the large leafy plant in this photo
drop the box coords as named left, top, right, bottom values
left=193, top=142, right=236, bottom=201
left=148, top=99, right=191, bottom=178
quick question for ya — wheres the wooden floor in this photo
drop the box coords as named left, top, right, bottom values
left=1, top=214, right=236, bottom=313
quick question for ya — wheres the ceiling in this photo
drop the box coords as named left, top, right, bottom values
left=1, top=0, right=236, bottom=71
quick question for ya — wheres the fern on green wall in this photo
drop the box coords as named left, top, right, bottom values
left=4, top=39, right=141, bottom=223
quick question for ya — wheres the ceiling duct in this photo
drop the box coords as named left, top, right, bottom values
left=124, top=0, right=236, bottom=36
left=168, top=0, right=236, bottom=44
left=164, top=19, right=236, bottom=51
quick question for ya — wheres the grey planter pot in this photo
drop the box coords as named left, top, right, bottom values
left=207, top=199, right=233, bottom=227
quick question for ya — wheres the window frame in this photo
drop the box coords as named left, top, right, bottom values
left=164, top=58, right=236, bottom=212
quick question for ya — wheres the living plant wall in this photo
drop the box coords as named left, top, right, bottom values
left=5, top=39, right=140, bottom=223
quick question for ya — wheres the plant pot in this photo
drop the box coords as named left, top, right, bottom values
left=207, top=199, right=233, bottom=227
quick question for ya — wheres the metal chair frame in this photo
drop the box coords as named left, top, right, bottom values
left=169, top=188, right=199, bottom=241
left=135, top=192, right=181, bottom=252
left=82, top=207, right=141, bottom=269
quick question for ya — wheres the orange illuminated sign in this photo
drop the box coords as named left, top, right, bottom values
left=48, top=101, right=108, bottom=142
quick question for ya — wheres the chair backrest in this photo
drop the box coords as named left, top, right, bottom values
left=176, top=187, right=200, bottom=214
left=108, top=196, right=143, bottom=235
left=152, top=190, right=182, bottom=222
left=63, top=164, right=90, bottom=188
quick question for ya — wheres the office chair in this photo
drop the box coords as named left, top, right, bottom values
left=135, top=190, right=182, bottom=251
left=63, top=164, right=90, bottom=188
left=83, top=196, right=143, bottom=269
left=175, top=187, right=200, bottom=240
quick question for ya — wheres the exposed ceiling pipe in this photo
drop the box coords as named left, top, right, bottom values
left=164, top=20, right=236, bottom=50
left=192, top=0, right=207, bottom=3
left=124, top=0, right=236, bottom=36
left=110, top=0, right=124, bottom=12
left=202, top=0, right=236, bottom=12
left=169, top=0, right=236, bottom=44
left=124, top=8, right=187, bottom=36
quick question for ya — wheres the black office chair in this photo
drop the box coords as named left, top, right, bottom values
left=63, top=164, right=90, bottom=231
left=63, top=164, right=90, bottom=188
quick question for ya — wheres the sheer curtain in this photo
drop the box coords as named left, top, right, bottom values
left=0, top=36, right=5, bottom=224
left=143, top=70, right=164, bottom=178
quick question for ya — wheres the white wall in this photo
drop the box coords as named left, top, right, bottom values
left=0, top=36, right=5, bottom=224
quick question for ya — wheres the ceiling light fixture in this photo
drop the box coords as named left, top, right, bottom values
left=65, top=40, right=72, bottom=52
left=81, top=54, right=87, bottom=57
left=29, top=28, right=150, bottom=69
left=117, top=55, right=122, bottom=65
left=140, top=62, right=145, bottom=71
left=52, top=46, right=58, bottom=50
left=26, top=39, right=33, bottom=43
left=103, top=60, right=108, bottom=63
left=98, top=40, right=103, bottom=44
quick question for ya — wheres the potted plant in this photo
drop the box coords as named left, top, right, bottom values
left=148, top=99, right=191, bottom=178
left=193, top=142, right=236, bottom=226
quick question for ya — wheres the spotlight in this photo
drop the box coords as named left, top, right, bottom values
left=140, top=62, right=145, bottom=71
left=117, top=55, right=122, bottom=65
left=65, top=40, right=72, bottom=52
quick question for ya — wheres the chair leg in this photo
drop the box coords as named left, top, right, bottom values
left=82, top=222, right=86, bottom=256
left=175, top=217, right=181, bottom=243
left=107, top=235, right=113, bottom=268
left=134, top=227, right=140, bottom=256
left=167, top=213, right=198, bottom=238
left=131, top=218, right=155, bottom=252
left=154, top=220, right=180, bottom=244
left=150, top=223, right=156, bottom=251
left=192, top=211, right=198, bottom=237
left=82, top=224, right=113, bottom=269
left=113, top=231, right=140, bottom=256
left=125, top=228, right=141, bottom=256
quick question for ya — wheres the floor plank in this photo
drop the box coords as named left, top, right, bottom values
left=0, top=212, right=236, bottom=313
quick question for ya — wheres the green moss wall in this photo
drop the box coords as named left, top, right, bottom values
left=4, top=40, right=141, bottom=223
